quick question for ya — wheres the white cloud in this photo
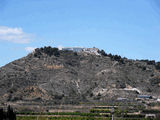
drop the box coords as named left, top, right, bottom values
left=25, top=47, right=35, bottom=52
left=0, top=26, right=32, bottom=44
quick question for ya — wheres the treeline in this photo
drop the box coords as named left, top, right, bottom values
left=98, top=49, right=125, bottom=64
left=140, top=60, right=160, bottom=70
left=33, top=46, right=160, bottom=70
left=33, top=46, right=77, bottom=58
left=34, top=46, right=60, bottom=58
left=99, top=49, right=160, bottom=70
left=0, top=105, right=16, bottom=120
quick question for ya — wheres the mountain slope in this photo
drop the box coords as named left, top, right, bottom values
left=0, top=47, right=160, bottom=105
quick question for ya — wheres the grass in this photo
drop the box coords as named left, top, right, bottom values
left=49, top=117, right=110, bottom=120
left=17, top=112, right=101, bottom=117
left=90, top=109, right=111, bottom=113
left=17, top=116, right=158, bottom=120
left=17, top=116, right=111, bottom=120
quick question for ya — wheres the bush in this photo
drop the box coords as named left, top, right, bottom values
left=34, top=46, right=60, bottom=57
left=123, top=114, right=145, bottom=118
left=156, top=62, right=160, bottom=70
left=142, top=109, right=160, bottom=114
left=98, top=50, right=107, bottom=56
left=107, top=53, right=124, bottom=64
left=90, top=109, right=111, bottom=113
left=141, top=60, right=156, bottom=65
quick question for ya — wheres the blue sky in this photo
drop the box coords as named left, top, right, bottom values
left=0, top=0, right=160, bottom=67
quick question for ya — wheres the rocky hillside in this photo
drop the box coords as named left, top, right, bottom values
left=0, top=46, right=160, bottom=105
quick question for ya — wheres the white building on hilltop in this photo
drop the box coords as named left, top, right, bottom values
left=62, top=47, right=84, bottom=52
left=60, top=47, right=100, bottom=55
left=83, top=47, right=100, bottom=55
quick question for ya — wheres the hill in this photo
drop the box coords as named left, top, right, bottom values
left=0, top=46, right=160, bottom=105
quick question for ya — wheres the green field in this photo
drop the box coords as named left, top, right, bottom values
left=15, top=103, right=160, bottom=120
left=17, top=116, right=111, bottom=120
left=16, top=116, right=157, bottom=120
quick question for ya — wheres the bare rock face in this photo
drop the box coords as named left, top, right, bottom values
left=0, top=46, right=160, bottom=105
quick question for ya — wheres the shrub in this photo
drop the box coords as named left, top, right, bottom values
left=90, top=109, right=111, bottom=113
left=142, top=109, right=160, bottom=114
left=98, top=50, right=107, bottom=56
left=156, top=62, right=160, bottom=70
left=34, top=46, right=60, bottom=57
